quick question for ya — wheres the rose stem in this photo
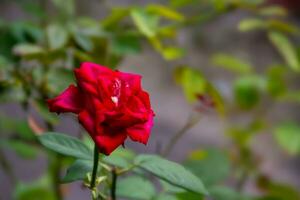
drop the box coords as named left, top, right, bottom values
left=90, top=144, right=99, bottom=189
left=110, top=167, right=117, bottom=200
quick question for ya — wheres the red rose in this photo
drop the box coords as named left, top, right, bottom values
left=47, top=62, right=155, bottom=155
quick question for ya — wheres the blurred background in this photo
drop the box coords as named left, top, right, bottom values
left=0, top=0, right=300, bottom=199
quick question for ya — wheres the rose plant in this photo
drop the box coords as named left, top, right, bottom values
left=39, top=62, right=207, bottom=200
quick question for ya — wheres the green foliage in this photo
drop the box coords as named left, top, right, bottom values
left=184, top=148, right=230, bottom=186
left=39, top=132, right=92, bottom=159
left=211, top=53, right=253, bottom=74
left=116, top=176, right=156, bottom=200
left=135, top=154, right=208, bottom=195
left=273, top=122, right=300, bottom=155
left=174, top=66, right=207, bottom=102
left=131, top=8, right=159, bottom=38
left=103, top=147, right=135, bottom=168
left=61, top=159, right=94, bottom=183
left=1, top=140, right=38, bottom=159
left=233, top=75, right=265, bottom=110
left=268, top=31, right=300, bottom=72
left=14, top=177, right=55, bottom=200
left=46, top=24, right=69, bottom=50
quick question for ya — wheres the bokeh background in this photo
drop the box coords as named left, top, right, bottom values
left=0, top=0, right=300, bottom=200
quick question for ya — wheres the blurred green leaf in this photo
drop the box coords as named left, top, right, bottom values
left=259, top=6, right=287, bottom=17
left=102, top=7, right=130, bottom=29
left=211, top=53, right=253, bottom=74
left=274, top=122, right=300, bottom=155
left=46, top=24, right=69, bottom=50
left=52, top=0, right=74, bottom=17
left=184, top=148, right=230, bottom=186
left=268, top=31, right=300, bottom=72
left=174, top=66, right=207, bottom=102
left=131, top=8, right=159, bottom=38
left=111, top=32, right=141, bottom=55
left=135, top=154, right=208, bottom=195
left=266, top=65, right=287, bottom=97
left=176, top=191, right=204, bottom=200
left=209, top=186, right=250, bottom=200
left=47, top=68, right=74, bottom=94
left=14, top=177, right=55, bottom=200
left=39, top=132, right=92, bottom=159
left=234, top=76, right=265, bottom=110
left=154, top=194, right=178, bottom=200
left=13, top=43, right=45, bottom=56
left=161, top=47, right=184, bottom=60
left=256, top=176, right=300, bottom=200
left=1, top=140, right=38, bottom=159
left=238, top=18, right=266, bottom=32
left=170, top=0, right=198, bottom=8
left=117, top=176, right=156, bottom=200
left=73, top=32, right=94, bottom=52
left=147, top=4, right=184, bottom=21
left=0, top=115, right=35, bottom=140
left=61, top=159, right=93, bottom=183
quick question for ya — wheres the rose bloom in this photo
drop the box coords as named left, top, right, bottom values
left=47, top=62, right=155, bottom=155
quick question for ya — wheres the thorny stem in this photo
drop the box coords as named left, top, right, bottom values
left=162, top=113, right=202, bottom=157
left=111, top=167, right=117, bottom=200
left=90, top=144, right=99, bottom=189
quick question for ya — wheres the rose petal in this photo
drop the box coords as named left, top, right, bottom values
left=74, top=62, right=113, bottom=83
left=127, top=113, right=154, bottom=145
left=117, top=71, right=142, bottom=99
left=94, top=132, right=127, bottom=155
left=47, top=85, right=82, bottom=114
left=78, top=110, right=96, bottom=137
left=74, top=62, right=114, bottom=96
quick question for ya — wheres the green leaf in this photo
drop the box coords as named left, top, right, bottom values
left=61, top=159, right=93, bottom=183
left=111, top=32, right=141, bottom=55
left=266, top=65, right=287, bottom=97
left=39, top=132, right=92, bottom=159
left=73, top=32, right=93, bottom=52
left=154, top=194, right=178, bottom=200
left=102, top=7, right=130, bottom=28
left=0, top=115, right=35, bottom=140
left=103, top=147, right=135, bottom=168
left=52, top=0, right=74, bottom=17
left=174, top=66, right=207, bottom=102
left=268, top=31, right=300, bottom=72
left=176, top=191, right=204, bottom=200
left=131, top=8, right=159, bottom=38
left=211, top=54, right=253, bottom=74
left=238, top=18, right=266, bottom=32
left=274, top=122, right=300, bottom=155
left=146, top=4, right=184, bottom=21
left=161, top=47, right=185, bottom=60
left=3, top=140, right=38, bottom=159
left=259, top=6, right=287, bottom=16
left=184, top=148, right=230, bottom=186
left=46, top=24, right=69, bottom=50
left=209, top=186, right=250, bottom=200
left=135, top=154, right=208, bottom=195
left=234, top=76, right=265, bottom=110
left=117, top=176, right=156, bottom=200
left=13, top=44, right=45, bottom=56
left=14, top=178, right=55, bottom=200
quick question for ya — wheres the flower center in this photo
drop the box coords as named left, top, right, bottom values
left=111, top=78, right=121, bottom=106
